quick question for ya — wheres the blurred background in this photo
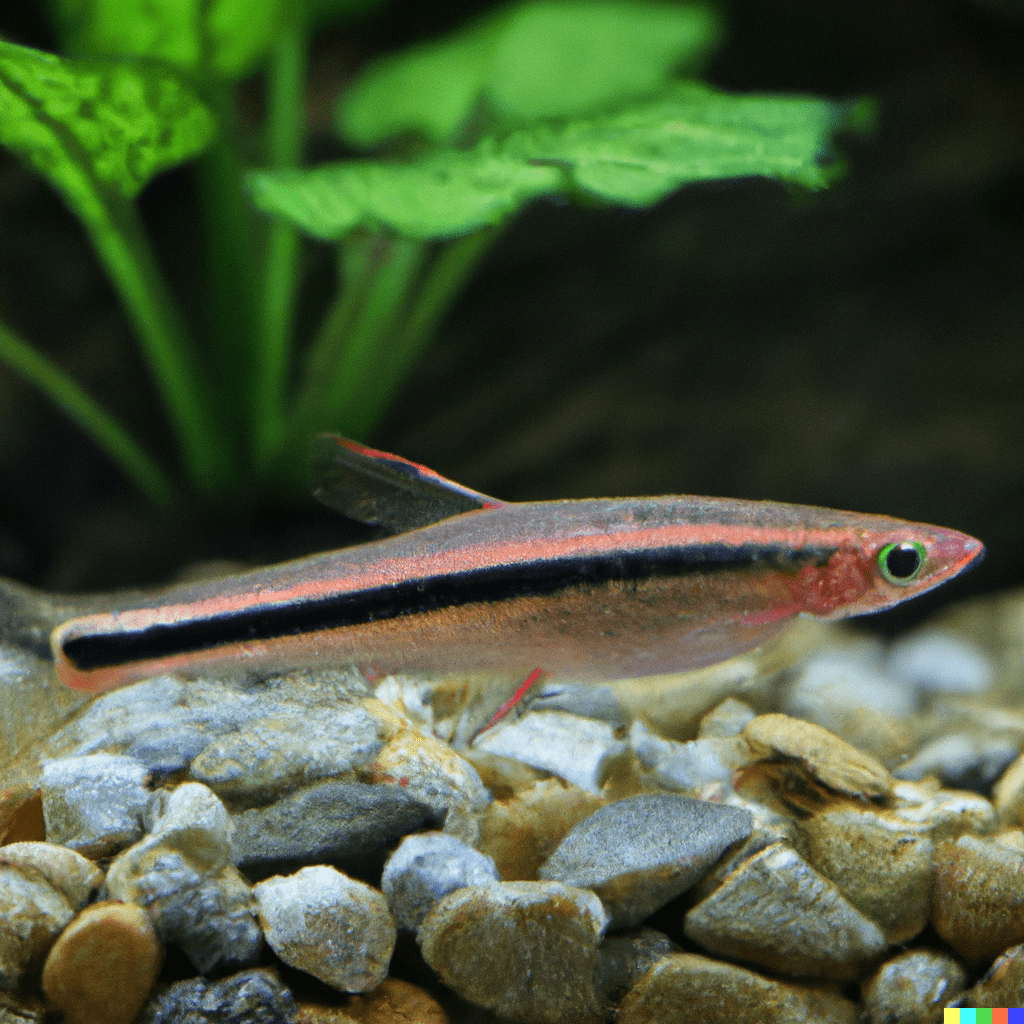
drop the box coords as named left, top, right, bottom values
left=0, top=0, right=1021, bottom=633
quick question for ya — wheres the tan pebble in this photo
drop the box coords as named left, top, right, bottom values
left=933, top=835, right=1024, bottom=965
left=617, top=953, right=857, bottom=1024
left=342, top=977, right=448, bottom=1024
left=684, top=842, right=887, bottom=980
left=462, top=749, right=548, bottom=799
left=741, top=714, right=892, bottom=799
left=0, top=789, right=45, bottom=845
left=476, top=779, right=604, bottom=879
left=419, top=880, right=607, bottom=1024
left=993, top=750, right=1024, bottom=825
left=1, top=843, right=103, bottom=911
left=0, top=863, right=74, bottom=989
left=295, top=1006, right=359, bottom=1024
left=952, top=942, right=1024, bottom=1008
left=891, top=782, right=998, bottom=840
left=41, top=900, right=160, bottom=1024
left=798, top=805, right=933, bottom=943
left=861, top=948, right=967, bottom=1024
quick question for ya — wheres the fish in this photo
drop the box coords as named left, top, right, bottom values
left=43, top=435, right=984, bottom=695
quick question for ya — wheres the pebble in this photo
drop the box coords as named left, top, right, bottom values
left=932, top=833, right=1024, bottom=965
left=361, top=729, right=491, bottom=839
left=616, top=952, right=858, bottom=1024
left=861, top=948, right=967, bottom=1024
left=0, top=861, right=74, bottom=989
left=41, top=754, right=150, bottom=857
left=684, top=842, right=887, bottom=980
left=994, top=750, right=1024, bottom=825
left=891, top=780, right=999, bottom=840
left=0, top=842, right=102, bottom=909
left=538, top=793, right=752, bottom=928
left=254, top=866, right=396, bottom=992
left=190, top=703, right=392, bottom=799
left=893, top=731, right=1020, bottom=791
left=950, top=942, right=1024, bottom=1009
left=231, top=779, right=437, bottom=874
left=698, top=698, right=757, bottom=739
left=782, top=648, right=915, bottom=764
left=0, top=989, right=45, bottom=1022
left=628, top=720, right=738, bottom=794
left=472, top=710, right=626, bottom=794
left=381, top=832, right=499, bottom=931
left=475, top=778, right=605, bottom=880
left=741, top=714, right=892, bottom=799
left=418, top=880, right=608, bottom=1024
left=137, top=968, right=297, bottom=1024
left=596, top=927, right=681, bottom=1003
left=332, top=977, right=449, bottom=1024
left=41, top=900, right=161, bottom=1024
left=106, top=785, right=262, bottom=974
left=797, top=803, right=934, bottom=943
left=886, top=628, right=994, bottom=694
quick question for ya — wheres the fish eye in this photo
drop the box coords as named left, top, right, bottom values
left=877, top=541, right=926, bottom=585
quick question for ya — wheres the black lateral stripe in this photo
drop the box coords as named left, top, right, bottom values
left=61, top=543, right=832, bottom=670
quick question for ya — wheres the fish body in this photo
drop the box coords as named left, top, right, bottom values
left=50, top=437, right=984, bottom=694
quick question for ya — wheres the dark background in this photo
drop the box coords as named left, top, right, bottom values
left=0, top=0, right=1021, bottom=634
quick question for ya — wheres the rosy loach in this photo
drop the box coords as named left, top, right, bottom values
left=49, top=436, right=984, bottom=695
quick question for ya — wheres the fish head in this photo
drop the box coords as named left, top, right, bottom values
left=796, top=521, right=984, bottom=620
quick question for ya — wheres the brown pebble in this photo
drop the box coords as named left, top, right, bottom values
left=475, top=779, right=605, bottom=879
left=741, top=714, right=892, bottom=799
left=41, top=900, right=161, bottom=1024
left=419, top=880, right=606, bottom=1024
left=342, top=977, right=448, bottom=1024
left=684, top=842, right=886, bottom=980
left=952, top=942, right=1024, bottom=1009
left=617, top=953, right=857, bottom=1024
left=933, top=834, right=1024, bottom=965
left=798, top=805, right=933, bottom=943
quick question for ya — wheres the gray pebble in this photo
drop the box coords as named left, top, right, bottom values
left=473, top=710, right=626, bottom=794
left=41, top=754, right=149, bottom=857
left=887, top=629, right=994, bottom=694
left=0, top=864, right=73, bottom=990
left=894, top=732, right=1020, bottom=791
left=539, top=793, right=753, bottom=929
left=861, top=949, right=967, bottom=1024
left=254, top=865, right=395, bottom=992
left=381, top=831, right=499, bottom=931
left=419, top=880, right=608, bottom=1024
left=0, top=843, right=103, bottom=911
left=144, top=782, right=235, bottom=871
left=698, top=698, right=757, bottom=739
left=596, top=927, right=681, bottom=1003
left=685, top=842, right=887, bottom=980
left=189, top=703, right=390, bottom=799
left=137, top=968, right=296, bottom=1024
left=629, top=720, right=738, bottom=794
left=231, top=779, right=437, bottom=872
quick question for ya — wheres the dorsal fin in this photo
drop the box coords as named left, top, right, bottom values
left=310, top=435, right=506, bottom=534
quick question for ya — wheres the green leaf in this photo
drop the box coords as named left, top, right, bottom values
left=507, top=83, right=845, bottom=204
left=253, top=84, right=851, bottom=241
left=0, top=40, right=216, bottom=202
left=247, top=142, right=561, bottom=240
left=47, top=0, right=288, bottom=79
left=338, top=0, right=721, bottom=146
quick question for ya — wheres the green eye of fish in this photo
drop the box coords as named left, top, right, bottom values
left=877, top=541, right=926, bottom=585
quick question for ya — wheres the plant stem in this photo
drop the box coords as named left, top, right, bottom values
left=0, top=321, right=177, bottom=507
left=348, top=226, right=498, bottom=437
left=97, top=192, right=231, bottom=494
left=195, top=83, right=260, bottom=464
left=288, top=234, right=428, bottom=452
left=254, top=4, right=308, bottom=471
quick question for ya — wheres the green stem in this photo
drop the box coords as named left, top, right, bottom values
left=254, top=4, right=309, bottom=470
left=349, top=227, right=498, bottom=437
left=0, top=321, right=177, bottom=507
left=195, top=83, right=260, bottom=462
left=289, top=235, right=427, bottom=450
left=98, top=192, right=231, bottom=494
